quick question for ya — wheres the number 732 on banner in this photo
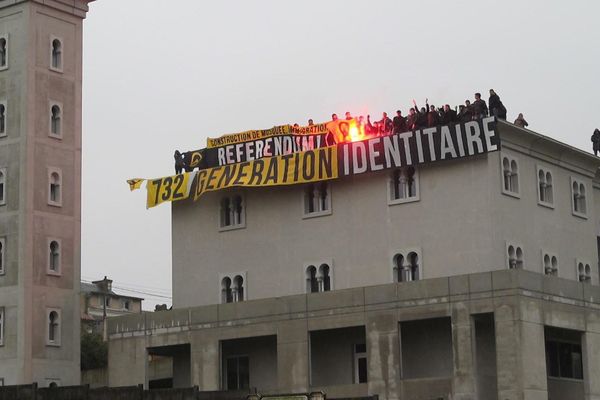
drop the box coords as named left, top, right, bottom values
left=146, top=172, right=196, bottom=208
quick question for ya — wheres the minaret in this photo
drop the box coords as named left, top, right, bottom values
left=0, top=0, right=95, bottom=386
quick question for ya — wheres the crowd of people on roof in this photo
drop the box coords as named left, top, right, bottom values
left=317, top=89, right=522, bottom=137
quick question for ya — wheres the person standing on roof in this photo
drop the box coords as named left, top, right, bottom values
left=489, top=89, right=507, bottom=120
left=472, top=93, right=488, bottom=119
left=514, top=113, right=528, bottom=128
left=591, top=128, right=600, bottom=156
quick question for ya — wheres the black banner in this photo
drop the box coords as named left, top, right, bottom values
left=338, top=117, right=499, bottom=176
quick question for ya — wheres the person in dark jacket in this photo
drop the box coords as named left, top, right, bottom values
left=427, top=105, right=440, bottom=127
left=458, top=102, right=473, bottom=123
left=440, top=104, right=457, bottom=125
left=514, top=113, right=528, bottom=128
left=472, top=93, right=488, bottom=119
left=412, top=99, right=428, bottom=129
left=591, top=128, right=600, bottom=156
left=379, top=112, right=393, bottom=135
left=392, top=110, right=407, bottom=134
left=489, top=89, right=507, bottom=119
left=406, top=108, right=418, bottom=131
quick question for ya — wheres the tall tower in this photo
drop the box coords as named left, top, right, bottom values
left=0, top=0, right=94, bottom=386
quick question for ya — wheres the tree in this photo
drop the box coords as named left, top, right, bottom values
left=80, top=332, right=108, bottom=370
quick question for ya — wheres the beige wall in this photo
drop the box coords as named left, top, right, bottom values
left=172, top=123, right=600, bottom=308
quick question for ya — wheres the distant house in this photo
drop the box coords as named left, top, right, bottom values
left=80, top=277, right=143, bottom=337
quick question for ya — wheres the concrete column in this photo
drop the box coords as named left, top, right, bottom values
left=108, top=336, right=146, bottom=387
left=583, top=331, right=600, bottom=400
left=494, top=301, right=548, bottom=400
left=276, top=320, right=309, bottom=392
left=451, top=303, right=475, bottom=400
left=190, top=333, right=220, bottom=390
left=366, top=311, right=400, bottom=400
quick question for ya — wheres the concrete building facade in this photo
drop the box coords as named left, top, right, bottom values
left=0, top=0, right=94, bottom=386
left=108, top=121, right=600, bottom=400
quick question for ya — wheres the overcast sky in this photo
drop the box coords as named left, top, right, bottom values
left=81, top=0, right=600, bottom=309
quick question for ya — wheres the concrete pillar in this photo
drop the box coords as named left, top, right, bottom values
left=366, top=311, right=400, bottom=400
left=451, top=303, right=475, bottom=400
left=276, top=320, right=309, bottom=392
left=583, top=331, right=600, bottom=400
left=494, top=301, right=548, bottom=400
left=190, top=333, right=220, bottom=390
left=108, top=336, right=146, bottom=387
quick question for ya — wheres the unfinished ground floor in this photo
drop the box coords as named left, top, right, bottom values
left=107, top=270, right=600, bottom=400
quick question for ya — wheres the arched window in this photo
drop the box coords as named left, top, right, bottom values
left=51, top=38, right=62, bottom=70
left=50, top=104, right=61, bottom=136
left=571, top=179, right=587, bottom=216
left=233, top=275, right=244, bottom=302
left=49, top=240, right=60, bottom=273
left=538, top=169, right=554, bottom=205
left=393, top=254, right=404, bottom=282
left=578, top=262, right=591, bottom=282
left=0, top=36, right=7, bottom=69
left=319, top=264, right=331, bottom=292
left=507, top=244, right=523, bottom=269
left=0, top=168, right=5, bottom=205
left=0, top=102, right=6, bottom=136
left=49, top=171, right=61, bottom=205
left=502, top=156, right=519, bottom=195
left=306, top=266, right=318, bottom=293
left=220, top=195, right=245, bottom=229
left=543, top=253, right=558, bottom=276
left=304, top=183, right=331, bottom=215
left=394, top=251, right=421, bottom=282
left=48, top=310, right=60, bottom=345
left=222, top=277, right=233, bottom=303
left=390, top=167, right=418, bottom=203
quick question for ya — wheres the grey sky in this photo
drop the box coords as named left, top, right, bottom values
left=81, top=0, right=600, bottom=308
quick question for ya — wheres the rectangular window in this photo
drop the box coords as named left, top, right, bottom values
left=354, top=343, right=367, bottom=383
left=546, top=340, right=583, bottom=380
left=225, top=356, right=249, bottom=390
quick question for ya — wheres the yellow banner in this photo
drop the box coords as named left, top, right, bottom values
left=146, top=171, right=197, bottom=209
left=194, top=147, right=338, bottom=199
left=207, top=125, right=292, bottom=148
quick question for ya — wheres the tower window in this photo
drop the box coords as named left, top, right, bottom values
left=219, top=195, right=245, bottom=230
left=501, top=155, right=520, bottom=197
left=233, top=275, right=244, bottom=302
left=537, top=167, right=554, bottom=207
left=0, top=102, right=6, bottom=136
left=389, top=167, right=419, bottom=204
left=0, top=168, right=5, bottom=206
left=0, top=237, right=5, bottom=275
left=577, top=261, right=591, bottom=282
left=48, top=240, right=61, bottom=274
left=303, top=182, right=331, bottom=217
left=50, top=37, right=63, bottom=71
left=571, top=178, right=587, bottom=217
left=0, top=35, right=7, bottom=69
left=393, top=250, right=421, bottom=282
left=506, top=243, right=523, bottom=269
left=48, top=169, right=62, bottom=206
left=50, top=104, right=62, bottom=137
left=47, top=309, right=61, bottom=346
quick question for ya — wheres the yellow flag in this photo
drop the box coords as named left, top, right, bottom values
left=127, top=178, right=145, bottom=191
